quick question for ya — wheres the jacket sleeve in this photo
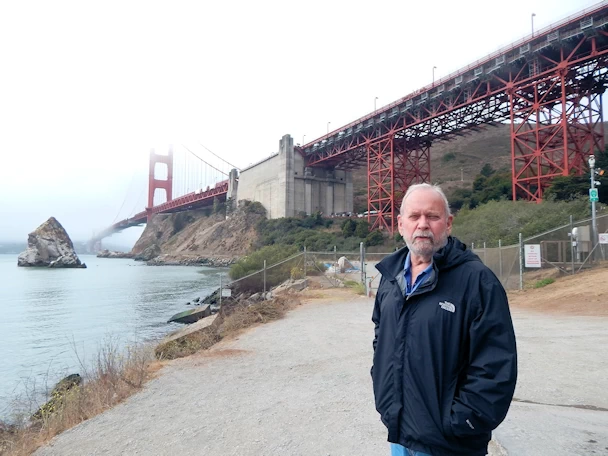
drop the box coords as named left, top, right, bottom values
left=371, top=276, right=386, bottom=353
left=449, top=273, right=517, bottom=437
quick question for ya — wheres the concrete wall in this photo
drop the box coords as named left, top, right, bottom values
left=237, top=134, right=353, bottom=218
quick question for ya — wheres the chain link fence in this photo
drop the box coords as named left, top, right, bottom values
left=213, top=212, right=608, bottom=299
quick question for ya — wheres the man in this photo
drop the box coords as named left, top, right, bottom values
left=371, top=183, right=517, bottom=456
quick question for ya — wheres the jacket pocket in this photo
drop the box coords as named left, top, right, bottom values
left=441, top=379, right=457, bottom=440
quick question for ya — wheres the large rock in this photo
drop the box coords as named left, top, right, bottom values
left=17, top=217, right=86, bottom=268
left=133, top=244, right=161, bottom=261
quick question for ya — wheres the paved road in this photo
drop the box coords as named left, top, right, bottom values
left=35, top=291, right=608, bottom=455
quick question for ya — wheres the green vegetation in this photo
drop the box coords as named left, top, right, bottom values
left=533, top=278, right=555, bottom=288
left=452, top=199, right=589, bottom=246
left=254, top=212, right=385, bottom=252
left=343, top=280, right=366, bottom=295
left=442, top=152, right=456, bottom=163
left=450, top=164, right=511, bottom=211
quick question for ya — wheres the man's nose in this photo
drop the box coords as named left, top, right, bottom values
left=418, top=216, right=430, bottom=228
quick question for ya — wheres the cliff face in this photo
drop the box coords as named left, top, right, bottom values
left=18, top=217, right=86, bottom=268
left=131, top=207, right=264, bottom=264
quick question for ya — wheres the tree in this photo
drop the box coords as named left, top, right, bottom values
left=341, top=219, right=356, bottom=237
left=355, top=219, right=369, bottom=237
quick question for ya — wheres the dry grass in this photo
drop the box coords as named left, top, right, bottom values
left=0, top=296, right=297, bottom=455
left=155, top=296, right=294, bottom=360
left=0, top=342, right=155, bottom=456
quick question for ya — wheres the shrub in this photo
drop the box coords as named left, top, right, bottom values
left=533, top=278, right=555, bottom=288
left=442, top=152, right=456, bottom=163
left=365, top=230, right=384, bottom=246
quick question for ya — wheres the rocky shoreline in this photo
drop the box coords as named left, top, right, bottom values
left=145, top=254, right=237, bottom=267
left=96, top=250, right=237, bottom=267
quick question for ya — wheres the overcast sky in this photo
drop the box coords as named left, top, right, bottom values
left=0, top=0, right=600, bottom=246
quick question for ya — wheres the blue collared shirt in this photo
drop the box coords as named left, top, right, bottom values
left=403, top=252, right=434, bottom=297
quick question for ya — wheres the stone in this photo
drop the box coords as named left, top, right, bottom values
left=17, top=217, right=86, bottom=268
left=271, top=278, right=308, bottom=295
left=134, top=244, right=161, bottom=261
left=32, top=373, right=82, bottom=420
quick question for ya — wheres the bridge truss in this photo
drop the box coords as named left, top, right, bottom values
left=300, top=3, right=608, bottom=233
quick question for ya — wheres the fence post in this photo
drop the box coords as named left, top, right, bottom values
left=263, top=260, right=266, bottom=294
left=360, top=242, right=366, bottom=284
left=570, top=215, right=575, bottom=275
left=519, top=233, right=523, bottom=291
left=304, top=246, right=307, bottom=277
left=219, top=273, right=222, bottom=308
left=498, top=239, right=503, bottom=282
left=334, top=245, right=337, bottom=277
left=483, top=242, right=487, bottom=264
left=472, top=242, right=475, bottom=251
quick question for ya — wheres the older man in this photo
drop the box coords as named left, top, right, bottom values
left=371, top=183, right=517, bottom=456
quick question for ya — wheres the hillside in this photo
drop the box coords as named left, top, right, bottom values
left=130, top=206, right=265, bottom=264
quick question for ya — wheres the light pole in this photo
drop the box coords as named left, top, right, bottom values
left=531, top=13, right=536, bottom=36
left=374, top=96, right=378, bottom=112
left=303, top=134, right=306, bottom=146
left=432, top=66, right=437, bottom=84
left=327, top=121, right=331, bottom=135
left=589, top=154, right=599, bottom=259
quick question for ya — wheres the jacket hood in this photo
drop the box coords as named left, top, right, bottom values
left=376, top=236, right=480, bottom=280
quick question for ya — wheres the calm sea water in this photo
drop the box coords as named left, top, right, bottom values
left=0, top=254, right=224, bottom=419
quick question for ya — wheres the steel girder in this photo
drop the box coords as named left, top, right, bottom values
left=301, top=30, right=608, bottom=231
left=510, top=58, right=607, bottom=201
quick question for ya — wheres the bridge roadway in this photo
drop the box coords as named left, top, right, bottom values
left=91, top=181, right=228, bottom=244
left=300, top=1, right=608, bottom=230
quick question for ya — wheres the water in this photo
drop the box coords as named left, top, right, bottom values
left=0, top=254, right=223, bottom=419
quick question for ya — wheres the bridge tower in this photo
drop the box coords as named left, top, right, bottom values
left=147, top=148, right=174, bottom=222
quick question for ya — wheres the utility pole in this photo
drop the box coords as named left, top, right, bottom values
left=588, top=155, right=600, bottom=259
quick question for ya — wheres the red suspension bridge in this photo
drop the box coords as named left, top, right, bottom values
left=95, top=2, right=608, bottom=243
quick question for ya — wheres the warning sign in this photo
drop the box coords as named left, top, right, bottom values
left=599, top=233, right=608, bottom=245
left=524, top=244, right=542, bottom=268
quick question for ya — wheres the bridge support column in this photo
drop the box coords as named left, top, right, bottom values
left=147, top=148, right=174, bottom=222
left=366, top=137, right=431, bottom=234
left=510, top=59, right=606, bottom=202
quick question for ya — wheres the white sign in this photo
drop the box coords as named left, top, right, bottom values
left=599, top=233, right=608, bottom=245
left=221, top=288, right=232, bottom=297
left=524, top=244, right=542, bottom=268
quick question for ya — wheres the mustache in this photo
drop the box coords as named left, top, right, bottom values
left=413, top=231, right=434, bottom=241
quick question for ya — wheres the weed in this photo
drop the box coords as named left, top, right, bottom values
left=533, top=278, right=555, bottom=288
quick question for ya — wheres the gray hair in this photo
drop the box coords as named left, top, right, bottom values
left=400, top=183, right=451, bottom=217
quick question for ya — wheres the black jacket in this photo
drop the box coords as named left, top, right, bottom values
left=372, top=237, right=517, bottom=456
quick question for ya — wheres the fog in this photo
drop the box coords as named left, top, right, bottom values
left=0, top=0, right=598, bottom=247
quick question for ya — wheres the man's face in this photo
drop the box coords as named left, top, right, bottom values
left=397, top=189, right=453, bottom=259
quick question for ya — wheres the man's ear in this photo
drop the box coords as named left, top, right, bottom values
left=446, top=215, right=454, bottom=235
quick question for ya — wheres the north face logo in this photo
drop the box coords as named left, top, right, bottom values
left=439, top=301, right=455, bottom=313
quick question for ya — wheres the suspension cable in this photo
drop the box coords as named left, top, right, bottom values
left=182, top=144, right=229, bottom=177
left=199, top=142, right=241, bottom=171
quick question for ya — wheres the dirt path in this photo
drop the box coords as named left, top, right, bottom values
left=36, top=290, right=390, bottom=456
left=34, top=274, right=608, bottom=456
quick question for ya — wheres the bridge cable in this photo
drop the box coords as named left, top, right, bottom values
left=112, top=168, right=138, bottom=223
left=182, top=144, right=229, bottom=178
left=198, top=142, right=241, bottom=171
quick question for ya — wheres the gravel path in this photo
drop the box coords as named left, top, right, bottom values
left=36, top=292, right=388, bottom=456
left=34, top=290, right=608, bottom=456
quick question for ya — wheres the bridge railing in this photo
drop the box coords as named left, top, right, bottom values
left=307, top=0, right=608, bottom=147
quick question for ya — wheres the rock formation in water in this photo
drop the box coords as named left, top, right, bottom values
left=17, top=217, right=87, bottom=268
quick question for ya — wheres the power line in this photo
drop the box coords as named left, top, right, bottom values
left=199, top=142, right=241, bottom=171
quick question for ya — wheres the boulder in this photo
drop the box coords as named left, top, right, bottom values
left=32, top=373, right=82, bottom=420
left=17, top=217, right=86, bottom=268
left=271, top=278, right=308, bottom=295
left=134, top=244, right=161, bottom=261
